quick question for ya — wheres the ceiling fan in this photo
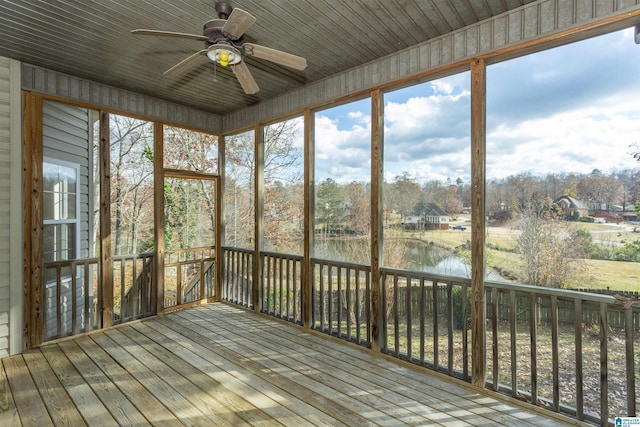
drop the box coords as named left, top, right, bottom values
left=131, top=1, right=308, bottom=95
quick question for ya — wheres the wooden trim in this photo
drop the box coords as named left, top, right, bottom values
left=162, top=296, right=217, bottom=313
left=99, top=111, right=113, bottom=328
left=153, top=122, right=165, bottom=314
left=370, top=89, right=383, bottom=352
left=23, top=92, right=44, bottom=349
left=470, top=59, right=486, bottom=388
left=302, top=108, right=313, bottom=328
left=163, top=168, right=219, bottom=180
left=253, top=125, right=263, bottom=312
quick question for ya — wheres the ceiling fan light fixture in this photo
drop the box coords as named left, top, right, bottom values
left=207, top=44, right=241, bottom=67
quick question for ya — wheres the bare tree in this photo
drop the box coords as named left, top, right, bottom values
left=516, top=207, right=588, bottom=288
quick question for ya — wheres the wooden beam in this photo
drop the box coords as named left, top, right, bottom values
left=370, top=90, right=383, bottom=352
left=470, top=59, right=486, bottom=388
left=253, top=125, right=263, bottom=313
left=302, top=109, right=313, bottom=328
left=153, top=122, right=165, bottom=314
left=99, top=111, right=113, bottom=328
left=23, top=92, right=43, bottom=349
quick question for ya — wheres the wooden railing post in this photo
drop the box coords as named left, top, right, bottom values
left=302, top=109, right=313, bottom=328
left=99, top=111, right=113, bottom=328
left=23, top=92, right=43, bottom=348
left=153, top=122, right=165, bottom=315
left=253, top=125, right=263, bottom=313
left=470, top=59, right=486, bottom=387
left=370, top=89, right=383, bottom=352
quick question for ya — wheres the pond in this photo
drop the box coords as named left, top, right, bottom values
left=314, top=238, right=510, bottom=282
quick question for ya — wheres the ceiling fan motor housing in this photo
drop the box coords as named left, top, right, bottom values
left=203, top=19, right=243, bottom=46
left=215, top=1, right=233, bottom=19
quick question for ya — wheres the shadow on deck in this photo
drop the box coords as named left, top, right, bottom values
left=0, top=303, right=583, bottom=426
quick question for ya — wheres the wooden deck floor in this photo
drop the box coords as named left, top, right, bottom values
left=0, top=303, right=583, bottom=426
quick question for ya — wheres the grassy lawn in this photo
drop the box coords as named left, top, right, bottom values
left=405, top=222, right=640, bottom=292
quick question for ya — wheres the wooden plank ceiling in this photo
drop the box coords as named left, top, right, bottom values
left=0, top=0, right=537, bottom=115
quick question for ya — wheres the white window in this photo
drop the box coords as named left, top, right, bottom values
left=43, top=159, right=80, bottom=263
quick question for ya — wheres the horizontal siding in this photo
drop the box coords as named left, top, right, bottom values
left=22, top=64, right=222, bottom=133
left=0, top=57, right=10, bottom=358
left=223, top=0, right=640, bottom=131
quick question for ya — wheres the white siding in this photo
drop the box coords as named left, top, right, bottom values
left=0, top=56, right=22, bottom=357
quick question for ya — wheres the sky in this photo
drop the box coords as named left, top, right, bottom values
left=313, top=27, right=640, bottom=185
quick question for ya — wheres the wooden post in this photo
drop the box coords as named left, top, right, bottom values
left=470, top=59, right=487, bottom=388
left=99, top=111, right=113, bottom=328
left=302, top=109, right=313, bottom=328
left=23, top=92, right=43, bottom=349
left=153, top=122, right=165, bottom=314
left=253, top=125, right=263, bottom=313
left=216, top=135, right=225, bottom=301
left=370, top=89, right=383, bottom=352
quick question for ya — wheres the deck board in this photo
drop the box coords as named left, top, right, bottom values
left=22, top=351, right=86, bottom=426
left=3, top=303, right=580, bottom=426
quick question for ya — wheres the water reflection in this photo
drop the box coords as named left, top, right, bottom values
left=315, top=238, right=509, bottom=281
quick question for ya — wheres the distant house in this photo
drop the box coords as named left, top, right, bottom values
left=403, top=203, right=450, bottom=230
left=553, top=196, right=589, bottom=218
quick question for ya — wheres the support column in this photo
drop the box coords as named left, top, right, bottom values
left=370, top=90, right=383, bottom=352
left=99, top=111, right=113, bottom=328
left=153, top=122, right=165, bottom=314
left=470, top=59, right=487, bottom=387
left=303, top=109, right=314, bottom=328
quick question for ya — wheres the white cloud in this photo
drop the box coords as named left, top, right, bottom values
left=312, top=28, right=640, bottom=185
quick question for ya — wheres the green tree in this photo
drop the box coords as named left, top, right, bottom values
left=316, top=178, right=343, bottom=237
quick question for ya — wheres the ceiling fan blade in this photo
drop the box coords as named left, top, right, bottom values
left=222, top=8, right=256, bottom=40
left=231, top=61, right=259, bottom=95
left=243, top=43, right=307, bottom=70
left=164, top=49, right=208, bottom=77
left=131, top=29, right=208, bottom=41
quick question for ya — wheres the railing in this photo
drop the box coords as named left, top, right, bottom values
left=381, top=268, right=471, bottom=379
left=222, top=247, right=253, bottom=308
left=114, top=252, right=154, bottom=324
left=220, top=251, right=638, bottom=424
left=484, top=281, right=638, bottom=425
left=261, top=251, right=303, bottom=324
left=43, top=258, right=100, bottom=341
left=312, top=259, right=371, bottom=346
left=164, top=246, right=216, bottom=309
left=381, top=266, right=639, bottom=425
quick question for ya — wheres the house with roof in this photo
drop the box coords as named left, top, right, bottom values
left=403, top=202, right=450, bottom=230
left=553, top=195, right=589, bottom=219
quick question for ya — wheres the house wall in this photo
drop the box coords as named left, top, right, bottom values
left=223, top=0, right=640, bottom=131
left=0, top=56, right=22, bottom=357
